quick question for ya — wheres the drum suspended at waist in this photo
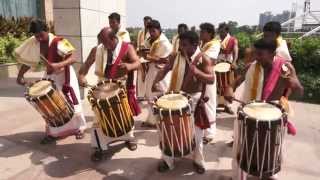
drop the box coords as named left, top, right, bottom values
left=25, top=79, right=74, bottom=127
left=214, top=61, right=234, bottom=95
left=153, top=91, right=195, bottom=157
left=87, top=79, right=134, bottom=138
left=236, top=101, right=288, bottom=178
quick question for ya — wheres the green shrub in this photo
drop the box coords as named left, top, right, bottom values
left=0, top=33, right=28, bottom=64
left=290, top=38, right=320, bottom=75
left=0, top=16, right=33, bottom=38
left=291, top=74, right=320, bottom=104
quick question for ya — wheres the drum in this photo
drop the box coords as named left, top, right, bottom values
left=25, top=79, right=74, bottom=127
left=236, top=101, right=287, bottom=178
left=88, top=80, right=134, bottom=138
left=153, top=91, right=195, bottom=157
left=214, top=61, right=234, bottom=95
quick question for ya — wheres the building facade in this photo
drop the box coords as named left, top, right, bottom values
left=259, top=11, right=296, bottom=29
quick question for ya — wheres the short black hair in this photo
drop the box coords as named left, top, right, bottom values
left=263, top=21, right=281, bottom=36
left=254, top=38, right=277, bottom=53
left=178, top=23, right=188, bottom=30
left=108, top=12, right=121, bottom=22
left=199, top=23, right=215, bottom=38
left=179, top=31, right=199, bottom=45
left=147, top=20, right=162, bottom=31
left=29, top=19, right=48, bottom=34
left=143, top=16, right=152, bottom=21
left=218, top=22, right=229, bottom=32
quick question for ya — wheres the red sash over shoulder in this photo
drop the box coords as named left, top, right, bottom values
left=105, top=42, right=141, bottom=116
left=47, top=37, right=79, bottom=105
left=221, top=36, right=236, bottom=55
left=262, top=56, right=286, bottom=101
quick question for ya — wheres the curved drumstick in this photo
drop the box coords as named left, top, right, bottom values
left=40, top=54, right=50, bottom=65
left=224, top=96, right=246, bottom=105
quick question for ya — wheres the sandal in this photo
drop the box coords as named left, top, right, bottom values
left=40, top=135, right=57, bottom=145
left=91, top=149, right=104, bottom=162
left=193, top=162, right=205, bottom=174
left=75, top=131, right=85, bottom=140
left=203, top=137, right=213, bottom=145
left=125, top=141, right=137, bottom=151
left=158, top=160, right=170, bottom=173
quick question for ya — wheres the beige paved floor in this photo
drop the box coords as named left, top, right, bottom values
left=0, top=72, right=319, bottom=180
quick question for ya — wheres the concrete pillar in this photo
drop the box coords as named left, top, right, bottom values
left=52, top=0, right=127, bottom=96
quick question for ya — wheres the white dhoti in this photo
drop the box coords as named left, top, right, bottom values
left=144, top=63, right=172, bottom=125
left=204, top=81, right=217, bottom=139
left=161, top=92, right=205, bottom=169
left=45, top=66, right=87, bottom=137
left=136, top=58, right=149, bottom=98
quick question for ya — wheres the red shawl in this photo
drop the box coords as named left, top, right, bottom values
left=47, top=37, right=78, bottom=105
left=105, top=42, right=141, bottom=116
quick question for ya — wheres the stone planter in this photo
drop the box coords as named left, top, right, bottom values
left=0, top=63, right=20, bottom=79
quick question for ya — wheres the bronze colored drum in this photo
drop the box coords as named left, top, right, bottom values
left=214, top=61, right=234, bottom=95
left=236, top=101, right=287, bottom=178
left=88, top=80, right=134, bottom=138
left=153, top=91, right=195, bottom=157
left=25, top=79, right=74, bottom=127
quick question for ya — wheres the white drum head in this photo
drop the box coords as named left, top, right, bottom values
left=28, top=80, right=52, bottom=97
left=214, top=62, right=231, bottom=73
left=93, top=82, right=120, bottom=99
left=243, top=102, right=282, bottom=121
left=156, top=93, right=188, bottom=110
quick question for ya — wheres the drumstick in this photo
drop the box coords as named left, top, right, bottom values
left=40, top=55, right=50, bottom=65
left=225, top=96, right=246, bottom=105
left=86, top=84, right=95, bottom=88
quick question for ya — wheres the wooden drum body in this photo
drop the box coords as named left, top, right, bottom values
left=88, top=80, right=134, bottom=138
left=153, top=92, right=195, bottom=157
left=25, top=79, right=74, bottom=127
left=236, top=101, right=287, bottom=178
left=214, top=61, right=234, bottom=95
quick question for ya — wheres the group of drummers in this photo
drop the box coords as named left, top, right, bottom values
left=14, top=12, right=304, bottom=180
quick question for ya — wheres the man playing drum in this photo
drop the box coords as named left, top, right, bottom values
left=263, top=21, right=292, bottom=62
left=217, top=22, right=239, bottom=115
left=227, top=39, right=303, bottom=180
left=78, top=27, right=141, bottom=161
left=199, top=23, right=220, bottom=144
left=136, top=16, right=152, bottom=99
left=140, top=20, right=173, bottom=127
left=15, top=19, right=87, bottom=144
left=153, top=31, right=215, bottom=174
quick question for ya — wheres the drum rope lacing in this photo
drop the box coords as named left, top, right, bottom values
left=156, top=92, right=194, bottom=158
left=238, top=102, right=286, bottom=178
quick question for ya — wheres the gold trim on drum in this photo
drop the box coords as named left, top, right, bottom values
left=25, top=78, right=74, bottom=128
left=87, top=79, right=134, bottom=138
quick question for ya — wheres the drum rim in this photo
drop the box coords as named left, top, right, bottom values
left=214, top=60, right=232, bottom=73
left=25, top=78, right=56, bottom=99
left=153, top=91, right=191, bottom=114
left=87, top=79, right=125, bottom=105
left=238, top=100, right=287, bottom=122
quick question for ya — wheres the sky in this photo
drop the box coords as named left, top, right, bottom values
left=127, top=0, right=320, bottom=28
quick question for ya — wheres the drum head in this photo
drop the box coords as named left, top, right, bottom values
left=93, top=82, right=120, bottom=99
left=156, top=93, right=188, bottom=110
left=28, top=80, right=53, bottom=97
left=214, top=62, right=231, bottom=73
left=243, top=102, right=282, bottom=121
